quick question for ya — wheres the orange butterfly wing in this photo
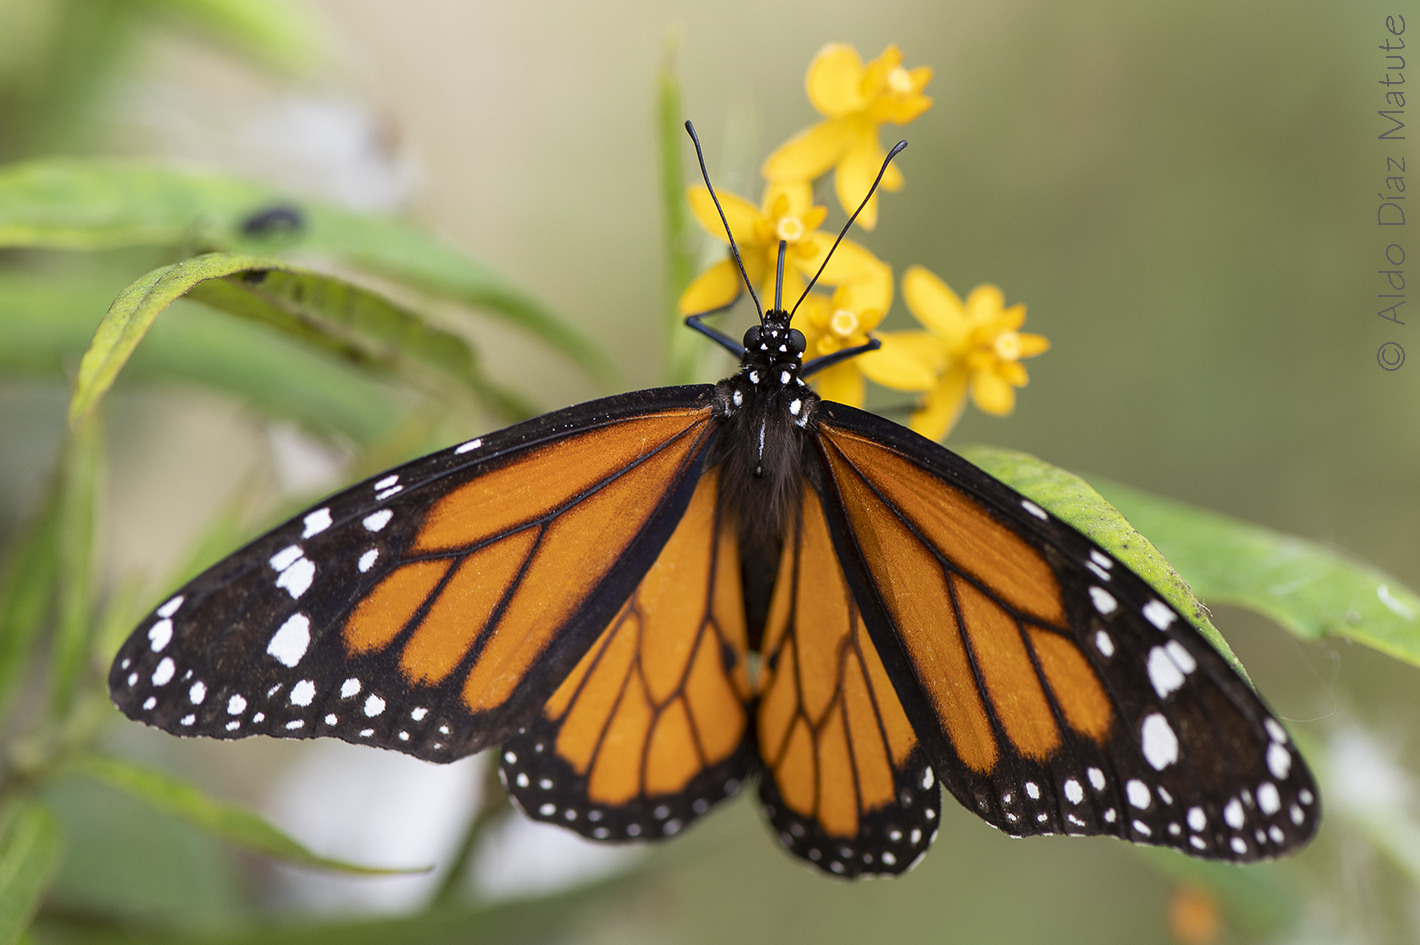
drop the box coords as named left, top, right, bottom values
left=807, top=403, right=1318, bottom=862
left=500, top=468, right=755, bottom=840
left=755, top=482, right=940, bottom=877
left=110, top=390, right=721, bottom=761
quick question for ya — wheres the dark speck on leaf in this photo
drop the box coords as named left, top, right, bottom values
left=240, top=205, right=305, bottom=238
left=241, top=270, right=270, bottom=285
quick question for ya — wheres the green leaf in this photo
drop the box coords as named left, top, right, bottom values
left=0, top=271, right=404, bottom=444
left=48, top=419, right=103, bottom=715
left=143, top=0, right=322, bottom=74
left=74, top=756, right=426, bottom=876
left=0, top=802, right=63, bottom=945
left=0, top=160, right=611, bottom=381
left=68, top=252, right=526, bottom=431
left=957, top=445, right=1245, bottom=675
left=0, top=478, right=63, bottom=724
left=658, top=31, right=700, bottom=386
left=1093, top=479, right=1420, bottom=669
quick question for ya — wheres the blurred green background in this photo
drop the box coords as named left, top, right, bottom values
left=3, top=0, right=1418, bottom=943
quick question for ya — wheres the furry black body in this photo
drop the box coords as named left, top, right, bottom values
left=705, top=309, right=817, bottom=645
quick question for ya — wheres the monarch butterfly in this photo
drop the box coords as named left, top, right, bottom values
left=109, top=124, right=1318, bottom=879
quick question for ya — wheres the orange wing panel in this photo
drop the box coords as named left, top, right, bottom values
left=499, top=469, right=753, bottom=839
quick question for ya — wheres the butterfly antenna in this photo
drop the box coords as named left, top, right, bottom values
left=790, top=140, right=908, bottom=319
left=774, top=240, right=787, bottom=312
left=685, top=120, right=764, bottom=323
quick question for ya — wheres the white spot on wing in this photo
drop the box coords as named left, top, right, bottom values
left=1089, top=586, right=1117, bottom=614
left=1257, top=782, right=1281, bottom=814
left=1064, top=779, right=1083, bottom=804
left=1223, top=798, right=1245, bottom=829
left=358, top=549, right=378, bottom=572
left=290, top=679, right=316, bottom=706
left=1126, top=780, right=1151, bottom=809
left=455, top=438, right=483, bottom=454
left=1088, top=767, right=1106, bottom=791
left=364, top=694, right=386, bottom=717
left=1164, top=640, right=1196, bottom=674
left=363, top=510, right=393, bottom=532
left=152, top=658, right=175, bottom=686
left=1095, top=630, right=1114, bottom=657
left=275, top=557, right=315, bottom=599
left=411, top=707, right=428, bottom=721
left=189, top=681, right=206, bottom=704
left=227, top=694, right=246, bottom=715
left=1187, top=806, right=1206, bottom=831
left=375, top=475, right=399, bottom=490
left=1090, top=550, right=1113, bottom=569
left=267, top=613, right=311, bottom=667
left=1143, top=599, right=1176, bottom=630
left=1147, top=646, right=1186, bottom=698
left=143, top=696, right=156, bottom=710
left=157, top=596, right=184, bottom=618
left=1264, top=718, right=1288, bottom=743
left=1267, top=742, right=1292, bottom=779
left=341, top=678, right=361, bottom=698
left=1141, top=713, right=1179, bottom=770
left=269, top=545, right=303, bottom=571
left=1086, top=561, right=1111, bottom=581
left=286, top=719, right=304, bottom=730
left=302, top=508, right=332, bottom=537
left=377, top=486, right=403, bottom=500
left=1025, top=781, right=1040, bottom=800
left=148, top=619, right=173, bottom=652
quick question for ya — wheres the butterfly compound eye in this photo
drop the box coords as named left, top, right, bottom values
left=743, top=326, right=762, bottom=350
left=787, top=329, right=807, bottom=355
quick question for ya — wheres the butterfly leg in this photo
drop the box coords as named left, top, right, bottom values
left=802, top=338, right=882, bottom=378
left=684, top=314, right=746, bottom=358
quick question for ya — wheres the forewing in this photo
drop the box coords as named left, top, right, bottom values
left=109, top=388, right=719, bottom=762
left=500, top=468, right=754, bottom=841
left=756, top=481, right=941, bottom=878
left=811, top=403, right=1319, bottom=862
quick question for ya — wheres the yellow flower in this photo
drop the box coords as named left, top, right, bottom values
left=794, top=273, right=936, bottom=407
left=678, top=180, right=884, bottom=316
left=761, top=43, right=932, bottom=231
left=894, top=265, right=1049, bottom=440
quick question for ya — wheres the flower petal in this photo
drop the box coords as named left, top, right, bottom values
left=997, top=360, right=1029, bottom=386
left=828, top=261, right=893, bottom=315
left=813, top=360, right=866, bottom=406
left=834, top=131, right=886, bottom=230
left=859, top=45, right=905, bottom=98
left=902, top=265, right=968, bottom=344
left=911, top=367, right=969, bottom=441
left=807, top=43, right=867, bottom=118
left=688, top=186, right=763, bottom=246
left=762, top=119, right=856, bottom=181
left=857, top=334, right=937, bottom=391
left=799, top=233, right=884, bottom=286
left=970, top=369, right=1017, bottom=415
left=1016, top=332, right=1051, bottom=358
left=679, top=257, right=744, bottom=315
left=964, top=284, right=1007, bottom=325
left=871, top=91, right=934, bottom=126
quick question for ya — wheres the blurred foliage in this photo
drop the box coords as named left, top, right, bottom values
left=0, top=3, right=1418, bottom=945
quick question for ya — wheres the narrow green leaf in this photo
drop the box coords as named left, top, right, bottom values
left=0, top=802, right=63, bottom=945
left=0, top=271, right=404, bottom=443
left=143, top=0, right=321, bottom=74
left=658, top=31, right=700, bottom=385
left=957, top=445, right=1245, bottom=675
left=0, top=160, right=610, bottom=381
left=74, top=756, right=426, bottom=876
left=0, top=480, right=63, bottom=723
left=48, top=419, right=103, bottom=715
left=1094, top=479, right=1420, bottom=669
left=68, top=252, right=524, bottom=431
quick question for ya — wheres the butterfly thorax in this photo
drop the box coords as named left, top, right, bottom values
left=709, top=310, right=817, bottom=635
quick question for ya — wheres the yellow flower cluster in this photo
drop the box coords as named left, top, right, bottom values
left=677, top=42, right=1048, bottom=441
